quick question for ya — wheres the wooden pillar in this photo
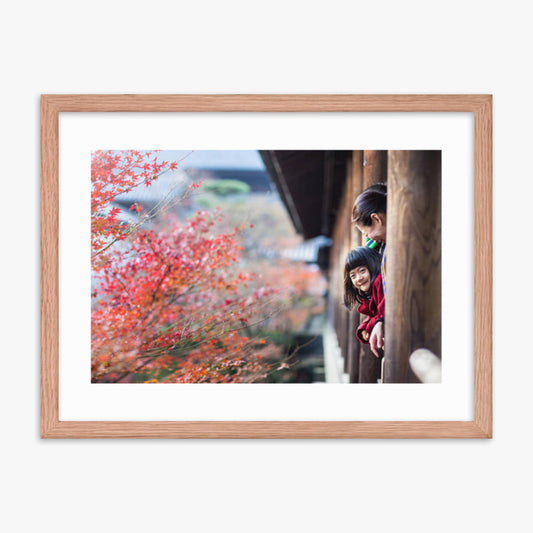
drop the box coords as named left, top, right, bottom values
left=340, top=161, right=352, bottom=375
left=384, top=151, right=441, bottom=383
left=340, top=229, right=350, bottom=374
left=329, top=216, right=343, bottom=336
left=363, top=151, right=387, bottom=188
left=358, top=150, right=387, bottom=383
left=327, top=154, right=349, bottom=380
left=347, top=151, right=363, bottom=382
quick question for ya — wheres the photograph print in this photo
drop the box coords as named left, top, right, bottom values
left=91, top=149, right=441, bottom=385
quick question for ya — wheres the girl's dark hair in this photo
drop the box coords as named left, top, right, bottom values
left=351, top=182, right=387, bottom=226
left=343, top=247, right=382, bottom=309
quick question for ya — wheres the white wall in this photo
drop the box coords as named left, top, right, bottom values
left=2, top=1, right=529, bottom=532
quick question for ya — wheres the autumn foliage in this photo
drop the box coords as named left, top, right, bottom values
left=91, top=150, right=293, bottom=383
left=91, top=150, right=179, bottom=271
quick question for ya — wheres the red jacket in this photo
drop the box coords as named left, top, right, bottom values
left=356, top=273, right=385, bottom=344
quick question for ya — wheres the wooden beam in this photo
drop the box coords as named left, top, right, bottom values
left=384, top=151, right=441, bottom=383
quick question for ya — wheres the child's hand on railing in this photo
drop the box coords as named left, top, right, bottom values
left=369, top=321, right=384, bottom=357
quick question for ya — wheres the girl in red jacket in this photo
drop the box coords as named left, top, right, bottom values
left=343, top=247, right=384, bottom=351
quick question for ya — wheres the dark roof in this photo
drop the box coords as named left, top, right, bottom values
left=186, top=167, right=274, bottom=193
left=259, top=150, right=350, bottom=240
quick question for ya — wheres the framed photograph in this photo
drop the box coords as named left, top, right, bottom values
left=41, top=94, right=492, bottom=438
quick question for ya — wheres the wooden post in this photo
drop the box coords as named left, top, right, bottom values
left=327, top=161, right=350, bottom=381
left=340, top=177, right=352, bottom=375
left=384, top=151, right=441, bottom=383
left=347, top=151, right=364, bottom=383
left=363, top=150, right=387, bottom=188
left=358, top=150, right=387, bottom=383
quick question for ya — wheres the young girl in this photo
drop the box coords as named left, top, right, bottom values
left=351, top=184, right=387, bottom=356
left=343, top=247, right=384, bottom=349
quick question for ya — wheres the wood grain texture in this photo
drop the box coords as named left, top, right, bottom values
left=347, top=151, right=364, bottom=383
left=474, top=96, right=493, bottom=438
left=41, top=96, right=59, bottom=438
left=345, top=153, right=360, bottom=383
left=385, top=151, right=442, bottom=383
left=42, top=421, right=489, bottom=439
left=358, top=150, right=387, bottom=383
left=40, top=94, right=492, bottom=439
left=40, top=94, right=490, bottom=113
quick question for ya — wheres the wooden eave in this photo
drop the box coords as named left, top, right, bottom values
left=260, top=150, right=350, bottom=241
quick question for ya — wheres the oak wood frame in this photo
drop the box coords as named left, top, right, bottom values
left=41, top=94, right=492, bottom=438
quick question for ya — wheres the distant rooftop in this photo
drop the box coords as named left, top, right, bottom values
left=156, top=150, right=266, bottom=171
left=110, top=150, right=273, bottom=219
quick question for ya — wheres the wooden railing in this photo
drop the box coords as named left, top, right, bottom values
left=329, top=150, right=441, bottom=384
